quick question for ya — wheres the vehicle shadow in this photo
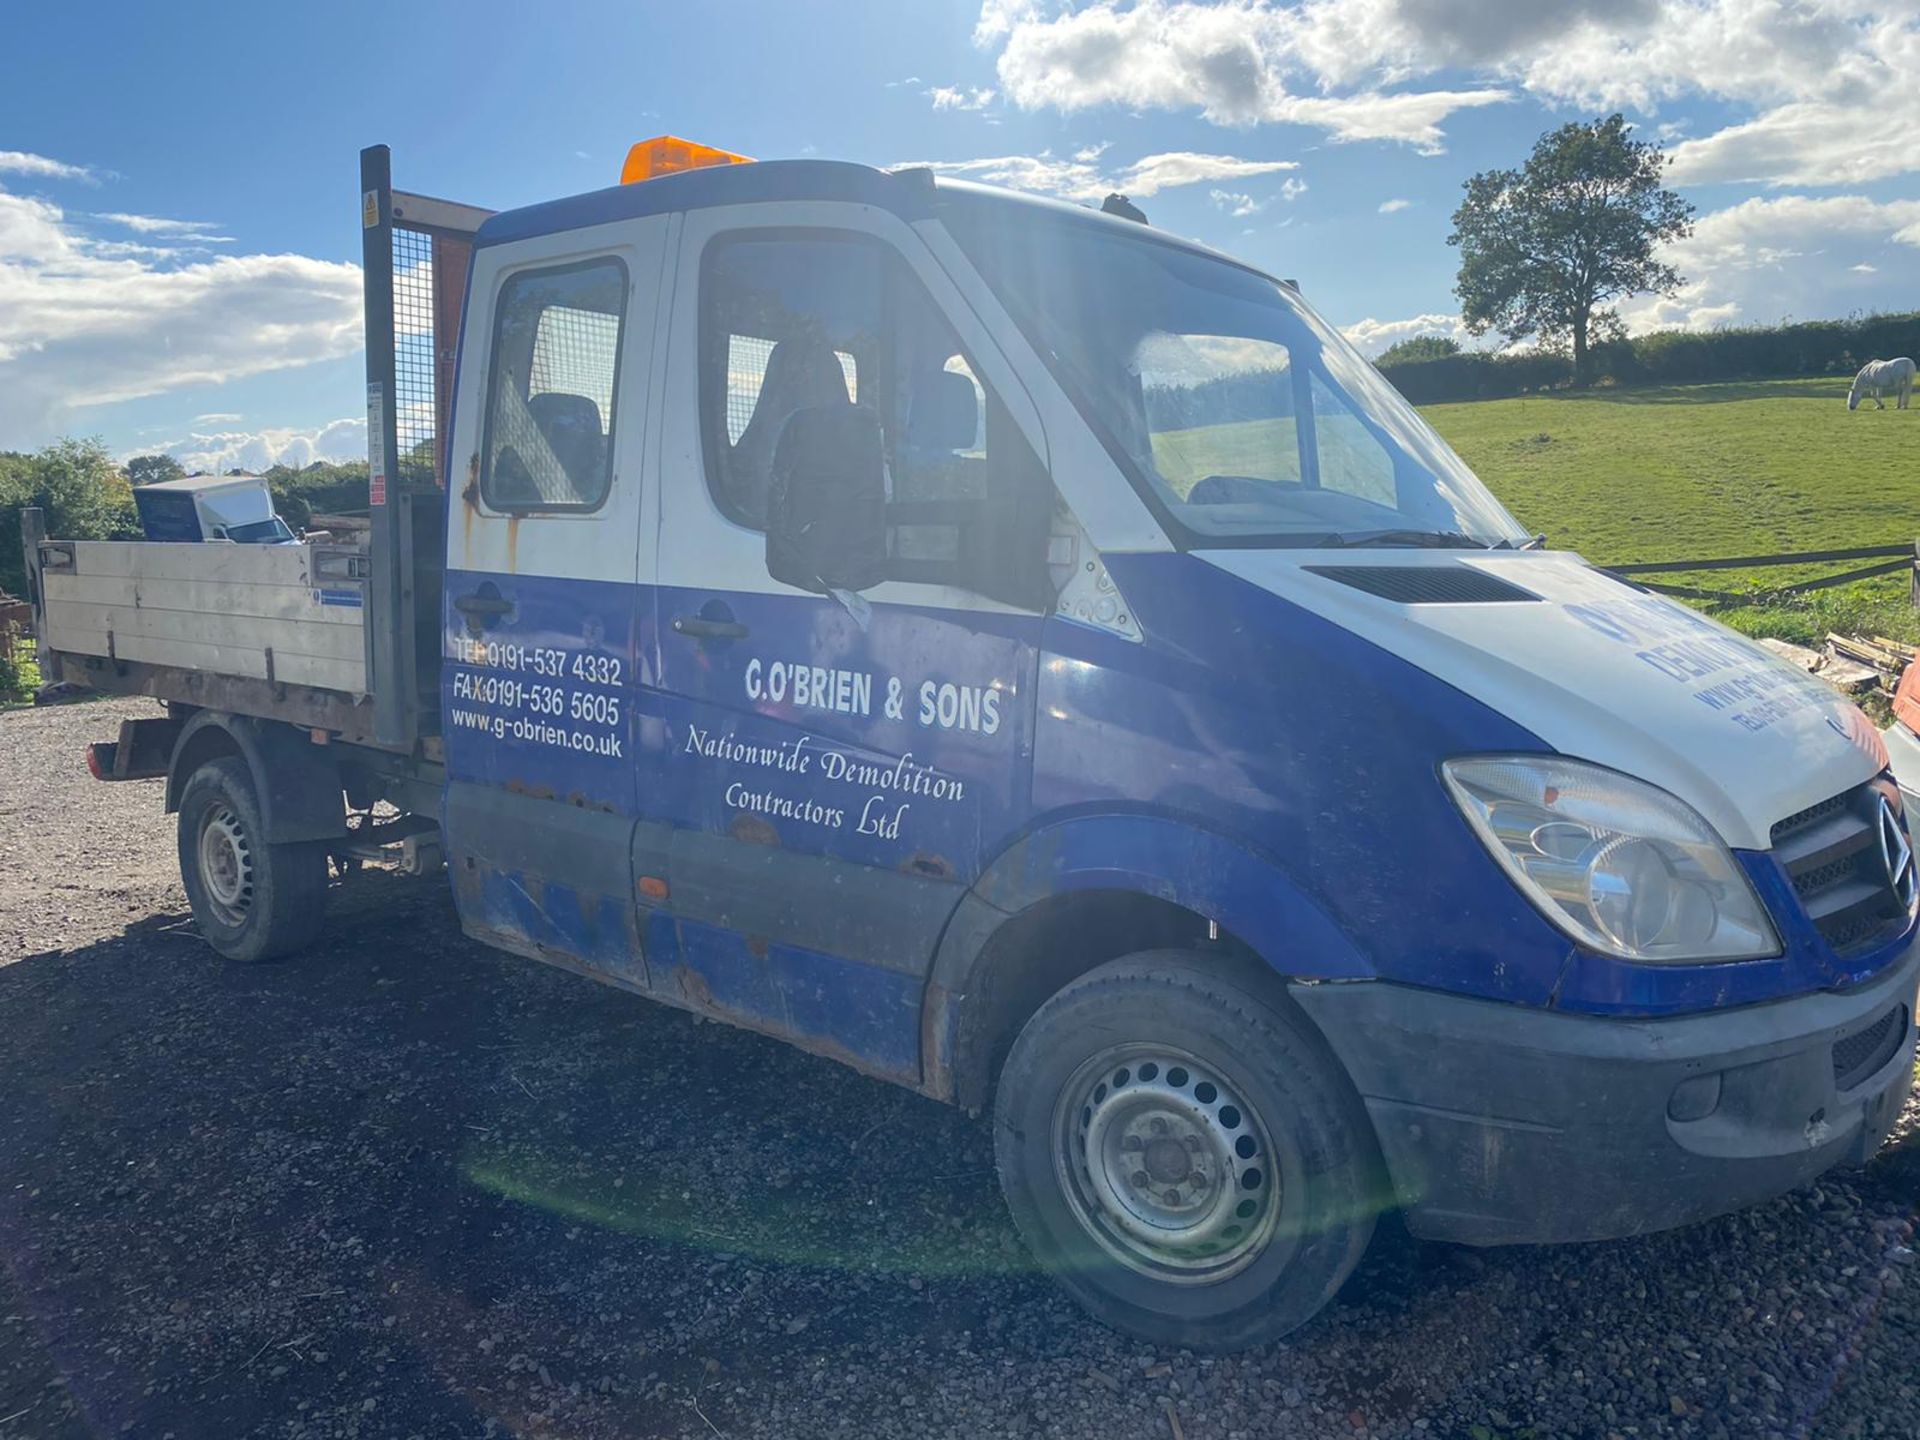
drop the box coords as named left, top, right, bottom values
left=3, top=878, right=1914, bottom=1438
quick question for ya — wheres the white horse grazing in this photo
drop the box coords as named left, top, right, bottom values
left=1848, top=356, right=1916, bottom=410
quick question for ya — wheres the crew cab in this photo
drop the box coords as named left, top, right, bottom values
left=22, top=139, right=1917, bottom=1350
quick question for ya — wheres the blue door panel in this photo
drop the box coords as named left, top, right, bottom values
left=443, top=568, right=645, bottom=813
left=442, top=568, right=652, bottom=983
left=645, top=584, right=1034, bottom=875
left=645, top=581, right=1039, bottom=1075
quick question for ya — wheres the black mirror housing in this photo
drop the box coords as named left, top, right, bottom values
left=908, top=370, right=979, bottom=453
left=765, top=405, right=888, bottom=594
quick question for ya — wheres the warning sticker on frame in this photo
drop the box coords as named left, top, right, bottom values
left=366, top=382, right=387, bottom=507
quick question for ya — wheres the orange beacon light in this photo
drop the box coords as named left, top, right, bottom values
left=619, top=136, right=754, bottom=185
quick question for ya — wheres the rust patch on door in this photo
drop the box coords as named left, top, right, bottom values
left=902, top=851, right=955, bottom=881
left=728, top=813, right=780, bottom=848
left=460, top=456, right=480, bottom=557
left=675, top=964, right=714, bottom=1008
left=920, top=980, right=961, bottom=1105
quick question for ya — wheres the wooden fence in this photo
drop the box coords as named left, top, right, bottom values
left=1606, top=543, right=1919, bottom=607
left=0, top=599, right=30, bottom=662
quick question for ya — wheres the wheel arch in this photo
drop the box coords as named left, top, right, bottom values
left=166, top=712, right=346, bottom=844
left=925, top=813, right=1373, bottom=1110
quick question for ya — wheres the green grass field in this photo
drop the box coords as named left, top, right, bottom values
left=1422, top=377, right=1920, bottom=645
left=1145, top=375, right=1920, bottom=645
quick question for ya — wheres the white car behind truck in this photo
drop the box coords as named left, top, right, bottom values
left=18, top=138, right=1917, bottom=1350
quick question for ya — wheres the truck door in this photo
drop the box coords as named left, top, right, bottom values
left=643, top=209, right=1055, bottom=1082
left=441, top=220, right=670, bottom=988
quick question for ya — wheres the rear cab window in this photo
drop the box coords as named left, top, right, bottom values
left=697, top=230, right=1052, bottom=609
left=480, top=257, right=629, bottom=512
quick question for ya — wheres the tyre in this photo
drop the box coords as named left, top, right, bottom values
left=176, top=756, right=329, bottom=963
left=994, top=952, right=1381, bottom=1351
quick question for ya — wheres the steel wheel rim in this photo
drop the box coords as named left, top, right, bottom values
left=1052, top=1043, right=1281, bottom=1285
left=197, top=805, right=254, bottom=927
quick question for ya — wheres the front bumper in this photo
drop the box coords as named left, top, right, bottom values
left=1291, top=938, right=1919, bottom=1246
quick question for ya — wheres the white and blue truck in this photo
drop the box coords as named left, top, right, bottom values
left=21, top=141, right=1918, bottom=1350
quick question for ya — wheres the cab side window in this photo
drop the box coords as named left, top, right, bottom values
left=481, top=257, right=628, bottom=512
left=700, top=232, right=1052, bottom=609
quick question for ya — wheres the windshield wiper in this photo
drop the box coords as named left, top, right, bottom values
left=1324, top=528, right=1496, bottom=550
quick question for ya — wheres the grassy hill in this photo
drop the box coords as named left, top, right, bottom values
left=1420, top=376, right=1920, bottom=645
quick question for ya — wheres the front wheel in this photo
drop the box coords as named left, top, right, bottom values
left=176, top=756, right=328, bottom=963
left=994, top=953, right=1382, bottom=1351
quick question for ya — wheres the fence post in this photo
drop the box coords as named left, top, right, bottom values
left=13, top=507, right=46, bottom=683
left=19, top=506, right=45, bottom=620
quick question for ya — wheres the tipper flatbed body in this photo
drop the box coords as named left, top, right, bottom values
left=35, top=533, right=370, bottom=727
left=22, top=140, right=1918, bottom=1352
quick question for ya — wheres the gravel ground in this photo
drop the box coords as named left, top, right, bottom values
left=1, top=696, right=1916, bottom=1440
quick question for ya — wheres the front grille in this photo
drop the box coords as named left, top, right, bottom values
left=1771, top=792, right=1848, bottom=839
left=1832, top=1005, right=1908, bottom=1090
left=1769, top=781, right=1913, bottom=958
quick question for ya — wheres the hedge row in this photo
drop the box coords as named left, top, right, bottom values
left=1378, top=311, right=1920, bottom=404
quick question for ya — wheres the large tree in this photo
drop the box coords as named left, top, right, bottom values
left=126, top=453, right=187, bottom=488
left=0, top=438, right=139, bottom=597
left=1449, top=115, right=1693, bottom=387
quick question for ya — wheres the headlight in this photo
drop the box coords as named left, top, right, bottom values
left=1443, top=756, right=1780, bottom=963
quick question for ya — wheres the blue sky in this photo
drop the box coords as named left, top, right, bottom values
left=3, top=0, right=1917, bottom=471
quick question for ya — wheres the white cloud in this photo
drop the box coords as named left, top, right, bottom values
left=930, top=84, right=999, bottom=111
left=159, top=417, right=366, bottom=476
left=1378, top=197, right=1412, bottom=213
left=1279, top=175, right=1307, bottom=201
left=1340, top=312, right=1475, bottom=358
left=1667, top=93, right=1920, bottom=186
left=973, top=2, right=1920, bottom=183
left=0, top=151, right=99, bottom=183
left=193, top=412, right=242, bottom=425
left=0, top=180, right=363, bottom=444
left=900, top=147, right=1298, bottom=202
left=1617, top=192, right=1920, bottom=330
left=1124, top=151, right=1298, bottom=193
left=94, top=212, right=231, bottom=240
left=80, top=238, right=217, bottom=261
left=989, top=1, right=1508, bottom=150
left=974, top=0, right=1039, bottom=45
left=1211, top=189, right=1265, bottom=217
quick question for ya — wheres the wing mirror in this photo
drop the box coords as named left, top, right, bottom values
left=765, top=405, right=887, bottom=594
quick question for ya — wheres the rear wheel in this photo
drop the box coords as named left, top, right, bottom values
left=176, top=757, right=328, bottom=963
left=994, top=952, right=1381, bottom=1351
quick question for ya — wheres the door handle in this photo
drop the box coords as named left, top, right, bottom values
left=454, top=593, right=513, bottom=617
left=671, top=615, right=750, bottom=641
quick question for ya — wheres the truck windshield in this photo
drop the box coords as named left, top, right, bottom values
left=942, top=199, right=1528, bottom=549
left=224, top=516, right=295, bottom=544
